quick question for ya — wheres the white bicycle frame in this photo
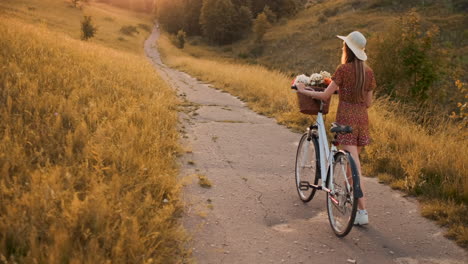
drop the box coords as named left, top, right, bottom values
left=301, top=102, right=353, bottom=201
left=312, top=111, right=337, bottom=193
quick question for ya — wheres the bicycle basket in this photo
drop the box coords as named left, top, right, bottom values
left=297, top=86, right=331, bottom=115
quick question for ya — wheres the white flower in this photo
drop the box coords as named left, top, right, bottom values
left=295, top=74, right=310, bottom=85
left=320, top=71, right=331, bottom=79
left=310, top=73, right=323, bottom=82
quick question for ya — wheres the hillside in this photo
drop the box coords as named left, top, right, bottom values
left=191, top=0, right=467, bottom=74
left=178, top=0, right=467, bottom=116
left=0, top=0, right=187, bottom=262
left=0, top=0, right=153, bottom=53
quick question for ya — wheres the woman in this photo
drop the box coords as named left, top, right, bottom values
left=296, top=31, right=376, bottom=225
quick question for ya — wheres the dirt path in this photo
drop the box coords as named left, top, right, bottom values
left=144, top=26, right=467, bottom=264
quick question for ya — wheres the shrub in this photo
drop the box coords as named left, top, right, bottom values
left=253, top=12, right=271, bottom=43
left=323, top=7, right=339, bottom=17
left=263, top=5, right=277, bottom=23
left=119, top=25, right=139, bottom=36
left=176, top=29, right=186, bottom=49
left=137, top=23, right=151, bottom=32
left=318, top=14, right=327, bottom=23
left=372, top=10, right=440, bottom=102
left=81, top=16, right=97, bottom=40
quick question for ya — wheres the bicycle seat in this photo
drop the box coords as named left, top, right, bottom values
left=330, top=122, right=353, bottom=134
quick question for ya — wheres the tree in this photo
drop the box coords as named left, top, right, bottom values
left=253, top=12, right=270, bottom=43
left=233, top=6, right=253, bottom=38
left=156, top=0, right=184, bottom=33
left=81, top=16, right=97, bottom=40
left=183, top=0, right=203, bottom=36
left=200, top=0, right=237, bottom=44
left=269, top=0, right=300, bottom=18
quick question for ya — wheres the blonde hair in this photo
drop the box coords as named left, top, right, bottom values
left=342, top=43, right=367, bottom=103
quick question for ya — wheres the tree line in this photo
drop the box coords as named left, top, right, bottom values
left=155, top=0, right=303, bottom=45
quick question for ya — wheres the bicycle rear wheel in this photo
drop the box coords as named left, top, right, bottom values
left=295, top=132, right=320, bottom=202
left=326, top=152, right=358, bottom=237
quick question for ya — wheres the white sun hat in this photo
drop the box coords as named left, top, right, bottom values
left=337, top=31, right=367, bottom=61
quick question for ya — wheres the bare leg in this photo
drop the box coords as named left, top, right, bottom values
left=342, top=145, right=366, bottom=210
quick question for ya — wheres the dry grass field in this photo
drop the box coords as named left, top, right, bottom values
left=0, top=0, right=188, bottom=263
left=0, top=0, right=153, bottom=53
left=158, top=34, right=468, bottom=248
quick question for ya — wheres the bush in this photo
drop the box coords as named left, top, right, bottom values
left=372, top=10, right=440, bottom=102
left=81, top=16, right=97, bottom=40
left=119, top=25, right=139, bottom=36
left=176, top=30, right=186, bottom=49
left=253, top=12, right=271, bottom=43
left=137, top=23, right=151, bottom=32
left=263, top=5, right=277, bottom=23
left=318, top=14, right=327, bottom=23
left=323, top=7, right=339, bottom=17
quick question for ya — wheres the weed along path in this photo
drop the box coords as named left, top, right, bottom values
left=144, top=27, right=467, bottom=264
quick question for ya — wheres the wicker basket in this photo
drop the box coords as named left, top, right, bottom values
left=297, top=86, right=330, bottom=115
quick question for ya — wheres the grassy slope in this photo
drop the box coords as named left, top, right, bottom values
left=158, top=27, right=467, bottom=250
left=194, top=0, right=467, bottom=76
left=0, top=0, right=188, bottom=263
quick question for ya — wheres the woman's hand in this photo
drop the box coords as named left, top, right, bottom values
left=296, top=82, right=307, bottom=94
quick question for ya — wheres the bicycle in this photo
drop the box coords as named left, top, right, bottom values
left=292, top=88, right=363, bottom=237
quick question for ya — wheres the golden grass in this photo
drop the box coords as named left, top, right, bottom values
left=0, top=10, right=188, bottom=264
left=0, top=0, right=153, bottom=54
left=158, top=34, right=468, bottom=247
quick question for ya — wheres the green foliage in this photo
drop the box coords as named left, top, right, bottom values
left=81, top=16, right=97, bottom=40
left=156, top=0, right=184, bottom=34
left=235, top=5, right=253, bottom=37
left=253, top=12, right=270, bottom=43
left=176, top=29, right=186, bottom=48
left=155, top=0, right=300, bottom=45
left=183, top=0, right=203, bottom=35
left=372, top=10, right=440, bottom=102
left=200, top=0, right=238, bottom=44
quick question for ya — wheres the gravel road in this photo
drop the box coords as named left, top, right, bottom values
left=144, top=26, right=467, bottom=264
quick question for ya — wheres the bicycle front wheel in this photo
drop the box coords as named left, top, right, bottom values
left=295, top=132, right=320, bottom=203
left=326, top=152, right=358, bottom=237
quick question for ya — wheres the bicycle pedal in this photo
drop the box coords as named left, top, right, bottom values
left=299, top=181, right=310, bottom=191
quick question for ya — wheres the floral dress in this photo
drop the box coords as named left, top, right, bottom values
left=331, top=63, right=376, bottom=146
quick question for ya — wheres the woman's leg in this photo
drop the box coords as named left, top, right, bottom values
left=342, top=145, right=366, bottom=210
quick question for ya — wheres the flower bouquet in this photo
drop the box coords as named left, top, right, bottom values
left=292, top=71, right=332, bottom=88
left=292, top=71, right=332, bottom=115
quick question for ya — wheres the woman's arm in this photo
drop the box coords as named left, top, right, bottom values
left=296, top=81, right=339, bottom=101
left=365, top=90, right=373, bottom=108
